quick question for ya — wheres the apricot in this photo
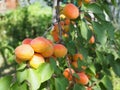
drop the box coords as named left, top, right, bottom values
left=30, top=37, right=50, bottom=53
left=63, top=68, right=75, bottom=81
left=15, top=56, right=22, bottom=64
left=54, top=23, right=64, bottom=31
left=86, top=87, right=92, bottom=90
left=22, top=38, right=32, bottom=44
left=89, top=36, right=95, bottom=44
left=53, top=44, right=67, bottom=58
left=29, top=53, right=45, bottom=69
left=51, top=29, right=60, bottom=42
left=64, top=18, right=70, bottom=25
left=75, top=72, right=89, bottom=85
left=41, top=41, right=54, bottom=57
left=63, top=25, right=69, bottom=32
left=63, top=3, right=79, bottom=19
left=15, top=44, right=34, bottom=61
left=84, top=0, right=91, bottom=3
left=73, top=53, right=83, bottom=61
left=72, top=61, right=78, bottom=68
left=72, top=61, right=86, bottom=70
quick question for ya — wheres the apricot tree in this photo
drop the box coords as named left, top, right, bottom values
left=0, top=0, right=120, bottom=90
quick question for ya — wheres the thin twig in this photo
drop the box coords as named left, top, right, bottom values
left=66, top=55, right=75, bottom=90
left=42, top=25, right=53, bottom=37
left=56, top=0, right=63, bottom=43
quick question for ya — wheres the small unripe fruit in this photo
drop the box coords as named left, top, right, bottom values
left=63, top=3, right=79, bottom=19
left=63, top=25, right=69, bottom=32
left=60, top=14, right=66, bottom=19
left=64, top=18, right=70, bottom=25
left=53, top=44, right=67, bottom=58
left=78, top=0, right=82, bottom=7
left=72, top=61, right=78, bottom=68
left=29, top=53, right=45, bottom=69
left=30, top=37, right=50, bottom=53
left=63, top=68, right=75, bottom=81
left=15, top=44, right=34, bottom=61
left=89, top=36, right=95, bottom=44
left=73, top=53, right=83, bottom=61
left=51, top=29, right=60, bottom=42
left=75, top=72, right=89, bottom=85
left=22, top=38, right=32, bottom=44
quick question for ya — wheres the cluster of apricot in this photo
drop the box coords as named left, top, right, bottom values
left=63, top=68, right=90, bottom=89
left=14, top=37, right=67, bottom=69
left=51, top=3, right=79, bottom=42
left=63, top=53, right=93, bottom=89
left=51, top=3, right=95, bottom=44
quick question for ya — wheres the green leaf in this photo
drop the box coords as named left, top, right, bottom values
left=26, top=69, right=41, bottom=90
left=88, top=64, right=96, bottom=75
left=17, top=68, right=41, bottom=90
left=37, top=63, right=54, bottom=83
left=0, top=76, right=12, bottom=90
left=73, top=84, right=86, bottom=90
left=80, top=20, right=88, bottom=40
left=101, top=76, right=113, bottom=90
left=50, top=58, right=61, bottom=75
left=17, top=63, right=54, bottom=90
left=110, top=60, right=120, bottom=77
left=10, top=82, right=27, bottom=90
left=102, top=21, right=114, bottom=39
left=17, top=63, right=26, bottom=71
left=111, top=0, right=117, bottom=6
left=55, top=77, right=68, bottom=90
left=92, top=22, right=107, bottom=44
left=17, top=69, right=27, bottom=83
left=86, top=3, right=103, bottom=14
left=93, top=85, right=101, bottom=90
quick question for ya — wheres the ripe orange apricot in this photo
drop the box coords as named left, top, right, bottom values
left=63, top=68, right=75, bottom=81
left=15, top=44, right=34, bottom=61
left=84, top=0, right=91, bottom=3
left=63, top=3, right=79, bottom=19
left=29, top=53, right=45, bottom=69
left=75, top=72, right=89, bottom=85
left=30, top=37, right=50, bottom=53
left=73, top=53, right=83, bottom=61
left=22, top=38, right=32, bottom=44
left=53, top=44, right=67, bottom=58
left=41, top=40, right=54, bottom=57
left=89, top=35, right=95, bottom=44
left=15, top=56, right=22, bottom=64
